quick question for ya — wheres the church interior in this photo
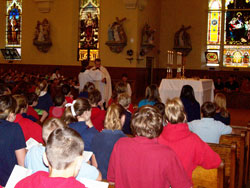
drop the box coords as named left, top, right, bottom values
left=1, top=0, right=250, bottom=187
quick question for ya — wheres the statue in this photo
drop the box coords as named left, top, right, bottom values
left=33, top=19, right=52, bottom=53
left=141, top=23, right=155, bottom=45
left=174, top=25, right=192, bottom=57
left=106, top=17, right=127, bottom=53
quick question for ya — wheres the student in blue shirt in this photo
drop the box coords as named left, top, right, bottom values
left=138, top=84, right=161, bottom=108
left=91, top=103, right=126, bottom=179
left=0, top=95, right=26, bottom=187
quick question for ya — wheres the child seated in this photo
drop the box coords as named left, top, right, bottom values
left=62, top=84, right=74, bottom=103
left=24, top=118, right=101, bottom=181
left=26, top=92, right=39, bottom=122
left=88, top=89, right=106, bottom=132
left=121, top=73, right=132, bottom=97
left=16, top=127, right=88, bottom=187
left=13, top=94, right=43, bottom=143
left=117, top=93, right=132, bottom=134
left=48, top=94, right=66, bottom=118
left=0, top=95, right=26, bottom=187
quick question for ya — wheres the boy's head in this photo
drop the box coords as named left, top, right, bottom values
left=44, top=127, right=84, bottom=176
left=88, top=89, right=102, bottom=106
left=26, top=92, right=38, bottom=106
left=53, top=94, right=66, bottom=107
left=42, top=118, right=68, bottom=144
left=131, top=105, right=163, bottom=138
left=62, top=84, right=71, bottom=96
left=117, top=93, right=131, bottom=109
left=13, top=94, right=28, bottom=114
left=165, top=98, right=187, bottom=124
left=201, top=102, right=216, bottom=118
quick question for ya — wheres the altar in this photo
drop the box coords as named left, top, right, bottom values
left=159, top=79, right=215, bottom=105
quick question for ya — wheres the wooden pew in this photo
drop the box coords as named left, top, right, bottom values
left=208, top=143, right=236, bottom=188
left=220, top=132, right=246, bottom=188
left=192, top=162, right=225, bottom=188
left=232, top=125, right=250, bottom=182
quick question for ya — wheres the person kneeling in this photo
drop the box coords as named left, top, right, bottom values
left=15, top=127, right=87, bottom=188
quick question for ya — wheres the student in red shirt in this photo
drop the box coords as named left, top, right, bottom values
left=15, top=127, right=87, bottom=188
left=158, top=98, right=221, bottom=180
left=107, top=105, right=192, bottom=188
left=62, top=84, right=74, bottom=103
left=88, top=89, right=106, bottom=132
left=48, top=94, right=66, bottom=118
left=13, top=94, right=43, bottom=143
left=26, top=92, right=39, bottom=121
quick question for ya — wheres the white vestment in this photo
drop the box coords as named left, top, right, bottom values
left=78, top=69, right=103, bottom=92
left=90, top=66, right=112, bottom=105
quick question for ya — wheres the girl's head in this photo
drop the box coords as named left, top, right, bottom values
left=214, top=93, right=227, bottom=111
left=214, top=93, right=229, bottom=118
left=145, top=84, right=160, bottom=102
left=83, top=82, right=95, bottom=93
left=62, top=98, right=91, bottom=124
left=13, top=94, right=28, bottom=114
left=165, top=97, right=187, bottom=124
left=180, top=85, right=196, bottom=103
left=104, top=103, right=126, bottom=131
left=0, top=95, right=17, bottom=121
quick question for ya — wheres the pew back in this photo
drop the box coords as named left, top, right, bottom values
left=192, top=162, right=225, bottom=188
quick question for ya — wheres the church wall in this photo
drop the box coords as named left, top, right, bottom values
left=159, top=0, right=208, bottom=70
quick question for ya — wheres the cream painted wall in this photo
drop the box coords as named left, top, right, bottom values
left=159, top=0, right=208, bottom=69
left=0, top=0, right=209, bottom=69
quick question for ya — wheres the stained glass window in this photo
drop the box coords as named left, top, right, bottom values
left=207, top=0, right=250, bottom=67
left=78, top=0, right=100, bottom=61
left=6, top=0, right=22, bottom=58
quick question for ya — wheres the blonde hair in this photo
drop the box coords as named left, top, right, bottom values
left=117, top=93, right=131, bottom=108
left=104, top=103, right=125, bottom=130
left=131, top=105, right=163, bottom=138
left=13, top=94, right=27, bottom=114
left=0, top=95, right=16, bottom=120
left=214, top=93, right=229, bottom=118
left=165, top=97, right=187, bottom=124
left=42, top=118, right=68, bottom=144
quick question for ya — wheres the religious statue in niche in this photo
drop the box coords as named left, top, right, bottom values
left=105, top=17, right=127, bottom=53
left=33, top=19, right=52, bottom=53
left=79, top=10, right=99, bottom=49
left=173, top=25, right=192, bottom=56
left=140, top=23, right=156, bottom=55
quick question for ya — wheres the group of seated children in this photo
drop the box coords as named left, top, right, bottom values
left=0, top=70, right=235, bottom=188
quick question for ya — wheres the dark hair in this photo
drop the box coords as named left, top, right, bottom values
left=61, top=98, right=91, bottom=124
left=46, top=127, right=84, bottom=170
left=131, top=105, right=163, bottom=138
left=81, top=60, right=89, bottom=72
left=145, top=84, right=161, bottom=102
left=121, top=73, right=128, bottom=78
left=154, top=102, right=165, bottom=116
left=201, top=102, right=216, bottom=118
left=88, top=89, right=102, bottom=105
left=180, top=85, right=197, bottom=104
left=53, top=94, right=65, bottom=106
left=26, top=92, right=38, bottom=105
left=61, top=84, right=71, bottom=95
left=0, top=95, right=17, bottom=120
left=0, top=84, right=10, bottom=96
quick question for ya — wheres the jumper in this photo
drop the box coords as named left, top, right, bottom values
left=14, top=114, right=43, bottom=143
left=188, top=118, right=232, bottom=144
left=48, top=106, right=65, bottom=118
left=15, top=171, right=86, bottom=188
left=24, top=145, right=99, bottom=181
left=107, top=136, right=192, bottom=188
left=91, top=107, right=106, bottom=132
left=69, top=121, right=98, bottom=151
left=158, top=123, right=221, bottom=179
left=0, top=120, right=26, bottom=186
left=91, top=129, right=126, bottom=179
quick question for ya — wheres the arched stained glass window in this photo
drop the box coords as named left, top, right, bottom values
left=207, top=0, right=250, bottom=67
left=78, top=0, right=100, bottom=61
left=6, top=0, right=22, bottom=58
